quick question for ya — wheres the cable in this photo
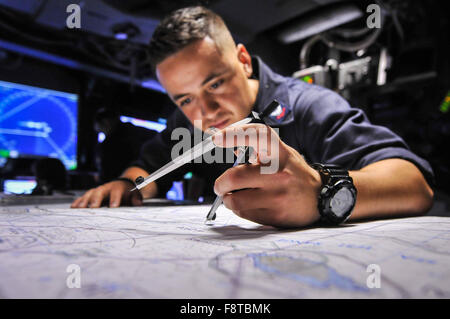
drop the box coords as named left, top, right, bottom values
left=299, top=34, right=321, bottom=69
left=328, top=26, right=372, bottom=39
left=320, top=1, right=385, bottom=52
left=319, top=26, right=383, bottom=53
left=298, top=1, right=387, bottom=68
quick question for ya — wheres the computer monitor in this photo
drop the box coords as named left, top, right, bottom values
left=0, top=80, right=78, bottom=170
left=2, top=179, right=37, bottom=195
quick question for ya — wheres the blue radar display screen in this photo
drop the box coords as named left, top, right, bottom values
left=0, top=80, right=78, bottom=170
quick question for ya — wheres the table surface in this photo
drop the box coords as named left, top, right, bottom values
left=0, top=201, right=450, bottom=298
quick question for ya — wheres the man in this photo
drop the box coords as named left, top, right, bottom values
left=71, top=6, right=434, bottom=228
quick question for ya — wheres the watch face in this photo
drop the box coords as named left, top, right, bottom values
left=330, top=187, right=354, bottom=217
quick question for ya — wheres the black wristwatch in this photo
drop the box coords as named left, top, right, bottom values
left=311, top=163, right=357, bottom=225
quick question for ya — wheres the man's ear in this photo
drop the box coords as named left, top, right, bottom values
left=236, top=43, right=253, bottom=78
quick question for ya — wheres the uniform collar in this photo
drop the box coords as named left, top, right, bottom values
left=252, top=56, right=274, bottom=114
left=250, top=56, right=294, bottom=126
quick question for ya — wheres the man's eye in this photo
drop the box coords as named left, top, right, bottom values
left=180, top=98, right=191, bottom=107
left=210, top=79, right=224, bottom=90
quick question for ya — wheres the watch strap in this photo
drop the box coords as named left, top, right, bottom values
left=311, top=163, right=351, bottom=184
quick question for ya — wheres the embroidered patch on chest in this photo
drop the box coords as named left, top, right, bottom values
left=268, top=103, right=291, bottom=123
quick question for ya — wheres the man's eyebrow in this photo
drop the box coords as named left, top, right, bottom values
left=173, top=93, right=188, bottom=101
left=173, top=71, right=226, bottom=101
left=201, top=71, right=226, bottom=86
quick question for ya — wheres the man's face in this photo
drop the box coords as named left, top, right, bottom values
left=156, top=37, right=258, bottom=131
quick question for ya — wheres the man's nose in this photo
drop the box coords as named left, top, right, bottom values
left=199, top=95, right=219, bottom=117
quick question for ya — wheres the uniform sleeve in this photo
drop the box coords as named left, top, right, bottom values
left=130, top=108, right=193, bottom=196
left=296, top=86, right=435, bottom=186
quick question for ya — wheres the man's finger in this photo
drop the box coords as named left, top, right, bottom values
left=214, top=165, right=286, bottom=196
left=89, top=188, right=107, bottom=208
left=72, top=190, right=94, bottom=208
left=109, top=187, right=124, bottom=207
left=77, top=198, right=90, bottom=208
left=235, top=207, right=290, bottom=228
left=222, top=188, right=281, bottom=213
left=70, top=196, right=83, bottom=208
left=233, top=207, right=274, bottom=226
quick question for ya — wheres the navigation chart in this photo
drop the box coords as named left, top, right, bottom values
left=0, top=203, right=449, bottom=298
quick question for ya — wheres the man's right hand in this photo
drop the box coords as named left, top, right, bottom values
left=70, top=180, right=143, bottom=208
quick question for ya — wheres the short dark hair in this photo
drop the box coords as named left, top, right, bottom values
left=148, top=6, right=232, bottom=67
